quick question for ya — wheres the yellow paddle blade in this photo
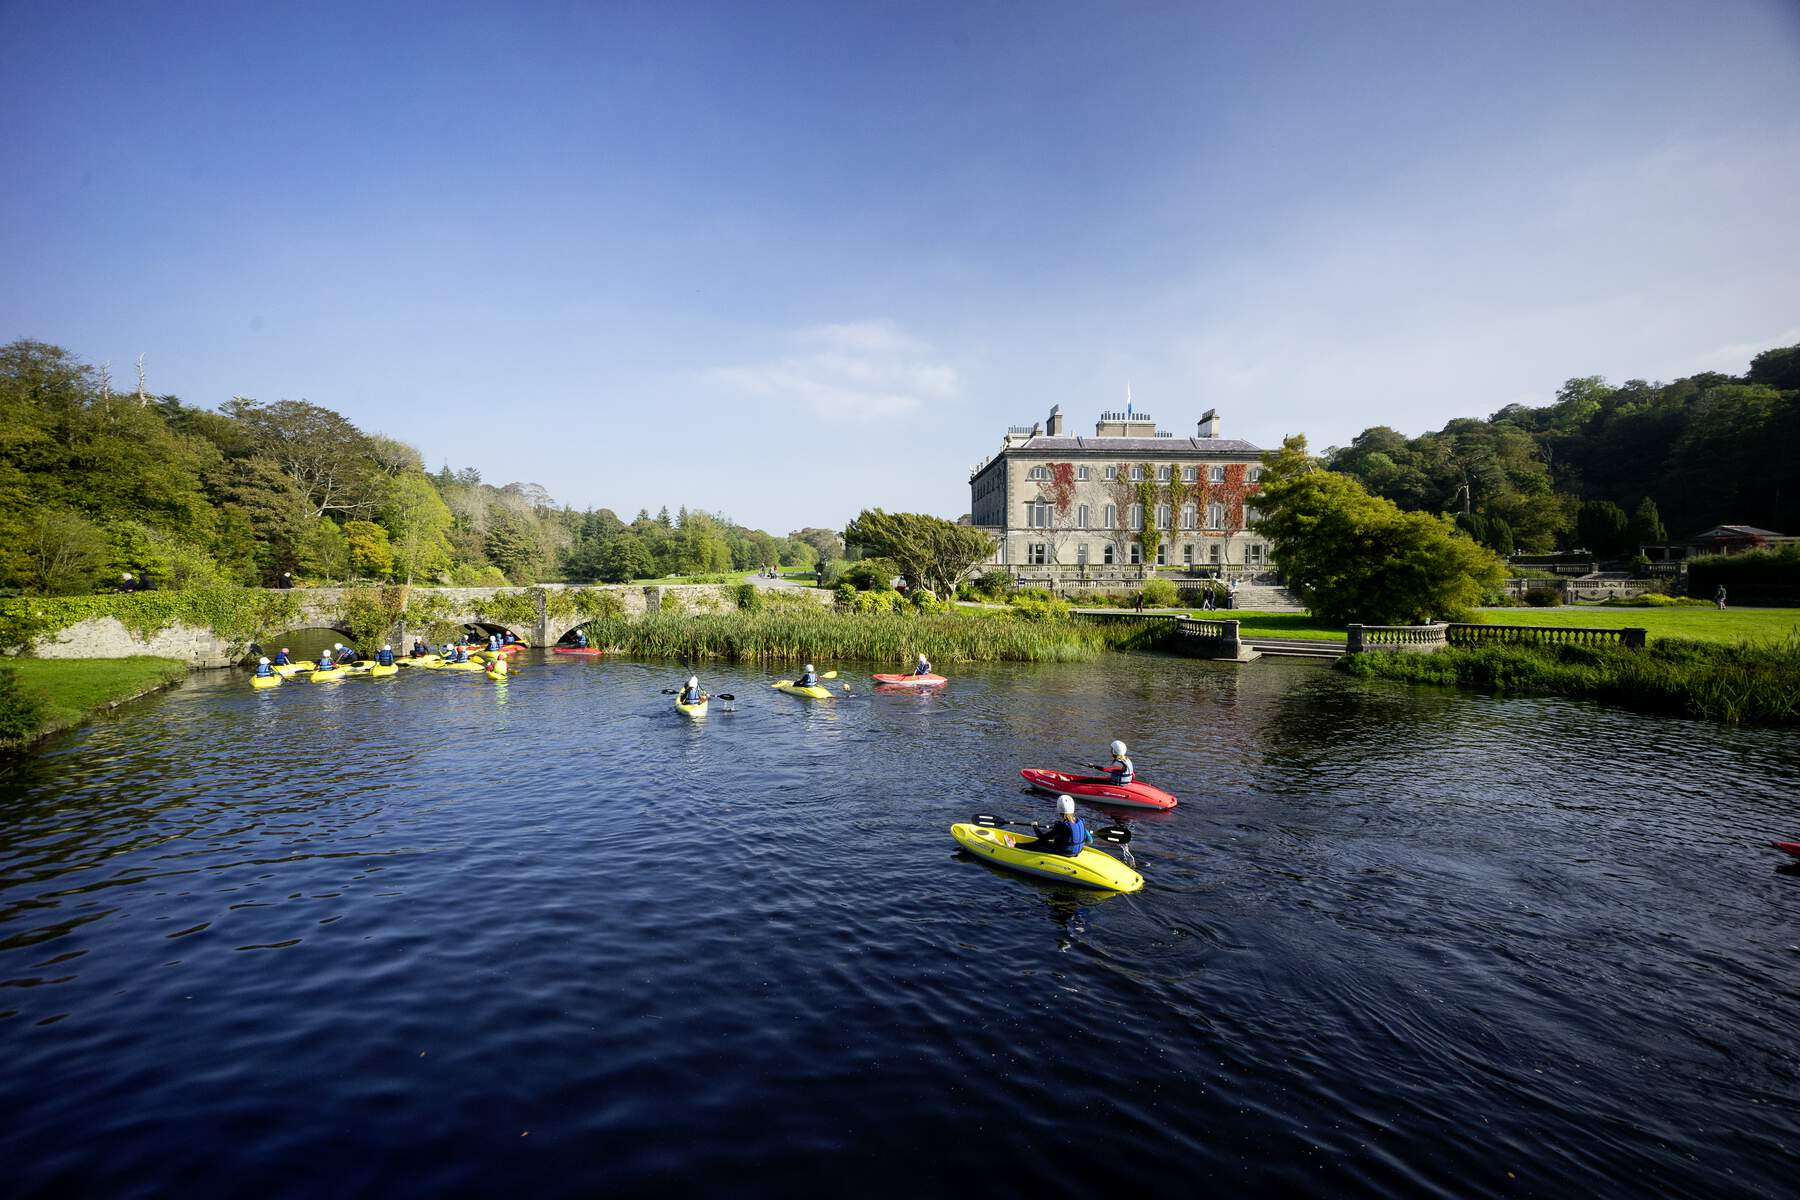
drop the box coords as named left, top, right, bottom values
left=772, top=680, right=792, bottom=688
left=820, top=670, right=838, bottom=679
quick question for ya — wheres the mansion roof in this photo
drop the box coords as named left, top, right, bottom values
left=997, top=434, right=1264, bottom=456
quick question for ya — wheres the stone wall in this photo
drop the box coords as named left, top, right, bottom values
left=30, top=616, right=238, bottom=668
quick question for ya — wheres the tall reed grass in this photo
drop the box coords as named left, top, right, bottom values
left=581, top=608, right=1157, bottom=665
left=1339, top=636, right=1800, bottom=725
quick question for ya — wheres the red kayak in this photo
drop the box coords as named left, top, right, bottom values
left=1019, top=767, right=1178, bottom=811
left=1772, top=840, right=1800, bottom=859
left=553, top=646, right=605, bottom=655
left=872, top=673, right=948, bottom=688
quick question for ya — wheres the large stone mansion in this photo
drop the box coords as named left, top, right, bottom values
left=967, top=405, right=1269, bottom=577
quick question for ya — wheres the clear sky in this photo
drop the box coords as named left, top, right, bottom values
left=5, top=0, right=1798, bottom=532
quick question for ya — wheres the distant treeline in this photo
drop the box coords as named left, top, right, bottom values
left=1323, top=344, right=1800, bottom=556
left=0, top=339, right=844, bottom=595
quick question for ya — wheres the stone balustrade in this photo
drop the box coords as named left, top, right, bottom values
left=1446, top=623, right=1647, bottom=649
left=1345, top=623, right=1448, bottom=653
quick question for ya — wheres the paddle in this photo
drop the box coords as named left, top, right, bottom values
left=972, top=814, right=1132, bottom=846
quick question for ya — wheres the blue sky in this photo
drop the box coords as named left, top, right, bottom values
left=5, top=0, right=1798, bottom=532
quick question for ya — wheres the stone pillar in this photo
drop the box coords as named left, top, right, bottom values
left=1221, top=619, right=1242, bottom=659
left=1621, top=627, right=1647, bottom=649
left=1346, top=624, right=1364, bottom=654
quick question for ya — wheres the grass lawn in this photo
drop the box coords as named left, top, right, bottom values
left=1, top=656, right=188, bottom=749
left=1469, top=606, right=1800, bottom=646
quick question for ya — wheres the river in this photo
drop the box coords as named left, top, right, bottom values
left=1, top=652, right=1795, bottom=1197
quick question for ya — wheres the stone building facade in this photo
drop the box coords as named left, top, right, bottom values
left=967, top=405, right=1269, bottom=578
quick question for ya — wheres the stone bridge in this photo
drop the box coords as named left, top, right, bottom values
left=25, top=583, right=823, bottom=668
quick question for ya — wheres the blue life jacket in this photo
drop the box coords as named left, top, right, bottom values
left=454, top=649, right=469, bottom=662
left=255, top=663, right=273, bottom=677
left=1108, top=757, right=1134, bottom=784
left=377, top=649, right=394, bottom=666
left=681, top=685, right=701, bottom=704
left=573, top=632, right=587, bottom=647
left=915, top=660, right=931, bottom=675
left=799, top=672, right=818, bottom=687
left=503, top=633, right=516, bottom=645
left=488, top=636, right=501, bottom=650
left=273, top=651, right=290, bottom=665
left=412, top=642, right=426, bottom=656
left=317, top=656, right=334, bottom=672
left=1038, top=817, right=1087, bottom=857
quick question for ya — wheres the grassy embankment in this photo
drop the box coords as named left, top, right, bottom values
left=584, top=607, right=1158, bottom=664
left=1152, top=606, right=1800, bottom=646
left=1340, top=636, right=1800, bottom=725
left=0, top=657, right=188, bottom=750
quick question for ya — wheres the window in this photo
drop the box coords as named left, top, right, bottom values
left=1103, top=544, right=1115, bottom=565
left=1103, top=503, right=1117, bottom=528
left=1182, top=465, right=1197, bottom=482
left=1155, top=504, right=1170, bottom=530
left=1156, top=465, right=1170, bottom=481
left=1103, top=465, right=1118, bottom=481
left=1076, top=466, right=1089, bottom=481
left=1028, top=543, right=1048, bottom=565
left=1243, top=506, right=1259, bottom=526
left=1208, top=502, right=1226, bottom=529
left=1246, top=543, right=1265, bottom=565
left=1129, top=543, right=1142, bottom=564
left=1129, top=465, right=1144, bottom=481
left=1128, top=503, right=1143, bottom=530
left=1077, top=504, right=1090, bottom=529
left=1028, top=465, right=1049, bottom=481
left=1181, top=503, right=1196, bottom=530
left=1182, top=543, right=1195, bottom=565
left=1208, top=465, right=1225, bottom=483
left=1077, top=543, right=1089, bottom=564
left=1026, top=502, right=1050, bottom=528
left=1210, top=543, right=1222, bottom=564
left=1155, top=543, right=1167, bottom=566
left=1248, top=467, right=1262, bottom=482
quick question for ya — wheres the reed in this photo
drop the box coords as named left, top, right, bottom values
left=580, top=608, right=1157, bottom=665
left=1339, top=636, right=1800, bottom=725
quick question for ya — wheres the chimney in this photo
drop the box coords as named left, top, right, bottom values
left=1197, top=409, right=1220, bottom=438
left=1046, top=405, right=1064, bottom=436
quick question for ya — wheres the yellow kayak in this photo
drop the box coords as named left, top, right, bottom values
left=428, top=659, right=487, bottom=672
left=309, top=667, right=347, bottom=683
left=396, top=654, right=441, bottom=667
left=676, top=694, right=708, bottom=717
left=250, top=673, right=282, bottom=689
left=271, top=662, right=310, bottom=677
left=345, top=661, right=399, bottom=677
left=772, top=680, right=833, bottom=699
left=950, top=822, right=1144, bottom=893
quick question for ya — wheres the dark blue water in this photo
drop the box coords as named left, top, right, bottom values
left=1, top=652, right=1796, bottom=1197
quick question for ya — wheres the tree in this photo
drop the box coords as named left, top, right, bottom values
left=1627, top=497, right=1666, bottom=548
left=23, top=508, right=109, bottom=594
left=1253, top=435, right=1505, bottom=625
left=790, top=527, right=845, bottom=563
left=484, top=506, right=546, bottom=583
left=344, top=519, right=396, bottom=580
left=1575, top=499, right=1630, bottom=558
left=379, top=473, right=455, bottom=584
left=221, top=397, right=378, bottom=519
left=843, top=509, right=994, bottom=596
left=596, top=534, right=655, bottom=583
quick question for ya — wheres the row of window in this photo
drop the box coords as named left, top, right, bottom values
left=1026, top=463, right=1263, bottom=484
left=1025, top=501, right=1259, bottom=530
left=1022, top=542, right=1269, bottom=567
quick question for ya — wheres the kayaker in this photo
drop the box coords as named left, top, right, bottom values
left=334, top=642, right=356, bottom=665
left=797, top=663, right=820, bottom=688
left=1031, top=795, right=1088, bottom=857
left=317, top=650, right=335, bottom=672
left=487, top=632, right=503, bottom=652
left=411, top=639, right=427, bottom=657
left=254, top=657, right=275, bottom=679
left=503, top=632, right=517, bottom=646
left=1100, top=740, right=1134, bottom=784
left=452, top=645, right=471, bottom=663
left=441, top=641, right=455, bottom=658
left=485, top=656, right=508, bottom=678
left=273, top=647, right=291, bottom=666
left=572, top=629, right=588, bottom=649
left=912, top=653, right=932, bottom=677
left=376, top=644, right=395, bottom=667
left=679, top=675, right=704, bottom=705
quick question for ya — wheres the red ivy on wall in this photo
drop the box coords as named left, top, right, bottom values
left=1045, top=462, right=1077, bottom=519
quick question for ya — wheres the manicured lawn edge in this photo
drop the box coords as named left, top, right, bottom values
left=0, top=657, right=188, bottom=751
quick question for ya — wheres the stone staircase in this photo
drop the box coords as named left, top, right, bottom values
left=1241, top=636, right=1343, bottom=660
left=1230, top=583, right=1306, bottom=612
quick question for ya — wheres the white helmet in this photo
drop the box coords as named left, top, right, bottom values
left=805, top=663, right=815, bottom=672
left=383, top=644, right=391, bottom=651
left=1110, top=740, right=1127, bottom=757
left=1057, top=795, right=1076, bottom=815
left=917, top=652, right=928, bottom=662
left=687, top=676, right=698, bottom=688
left=334, top=643, right=344, bottom=650
left=258, top=656, right=269, bottom=664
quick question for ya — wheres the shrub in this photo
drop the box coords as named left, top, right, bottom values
left=974, top=569, right=1015, bottom=600
left=1010, top=592, right=1070, bottom=621
left=818, top=560, right=847, bottom=589
left=735, top=582, right=764, bottom=612
left=660, top=591, right=685, bottom=613
left=1141, top=577, right=1178, bottom=608
left=842, top=558, right=898, bottom=591
left=908, top=589, right=948, bottom=615
left=0, top=667, right=46, bottom=740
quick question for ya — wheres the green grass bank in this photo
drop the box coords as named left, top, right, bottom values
left=584, top=608, right=1158, bottom=665
left=0, top=657, right=188, bottom=750
left=1339, top=637, right=1800, bottom=725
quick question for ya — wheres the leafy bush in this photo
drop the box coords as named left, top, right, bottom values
left=1010, top=591, right=1070, bottom=621
left=908, top=588, right=948, bottom=615
left=0, top=667, right=46, bottom=740
left=818, top=560, right=847, bottom=589
left=735, top=582, right=764, bottom=612
left=1141, top=577, right=1178, bottom=608
left=660, top=591, right=685, bottom=613
left=974, top=569, right=1015, bottom=600
left=842, top=558, right=898, bottom=591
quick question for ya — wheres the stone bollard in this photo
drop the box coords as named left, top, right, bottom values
left=1346, top=624, right=1364, bottom=654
